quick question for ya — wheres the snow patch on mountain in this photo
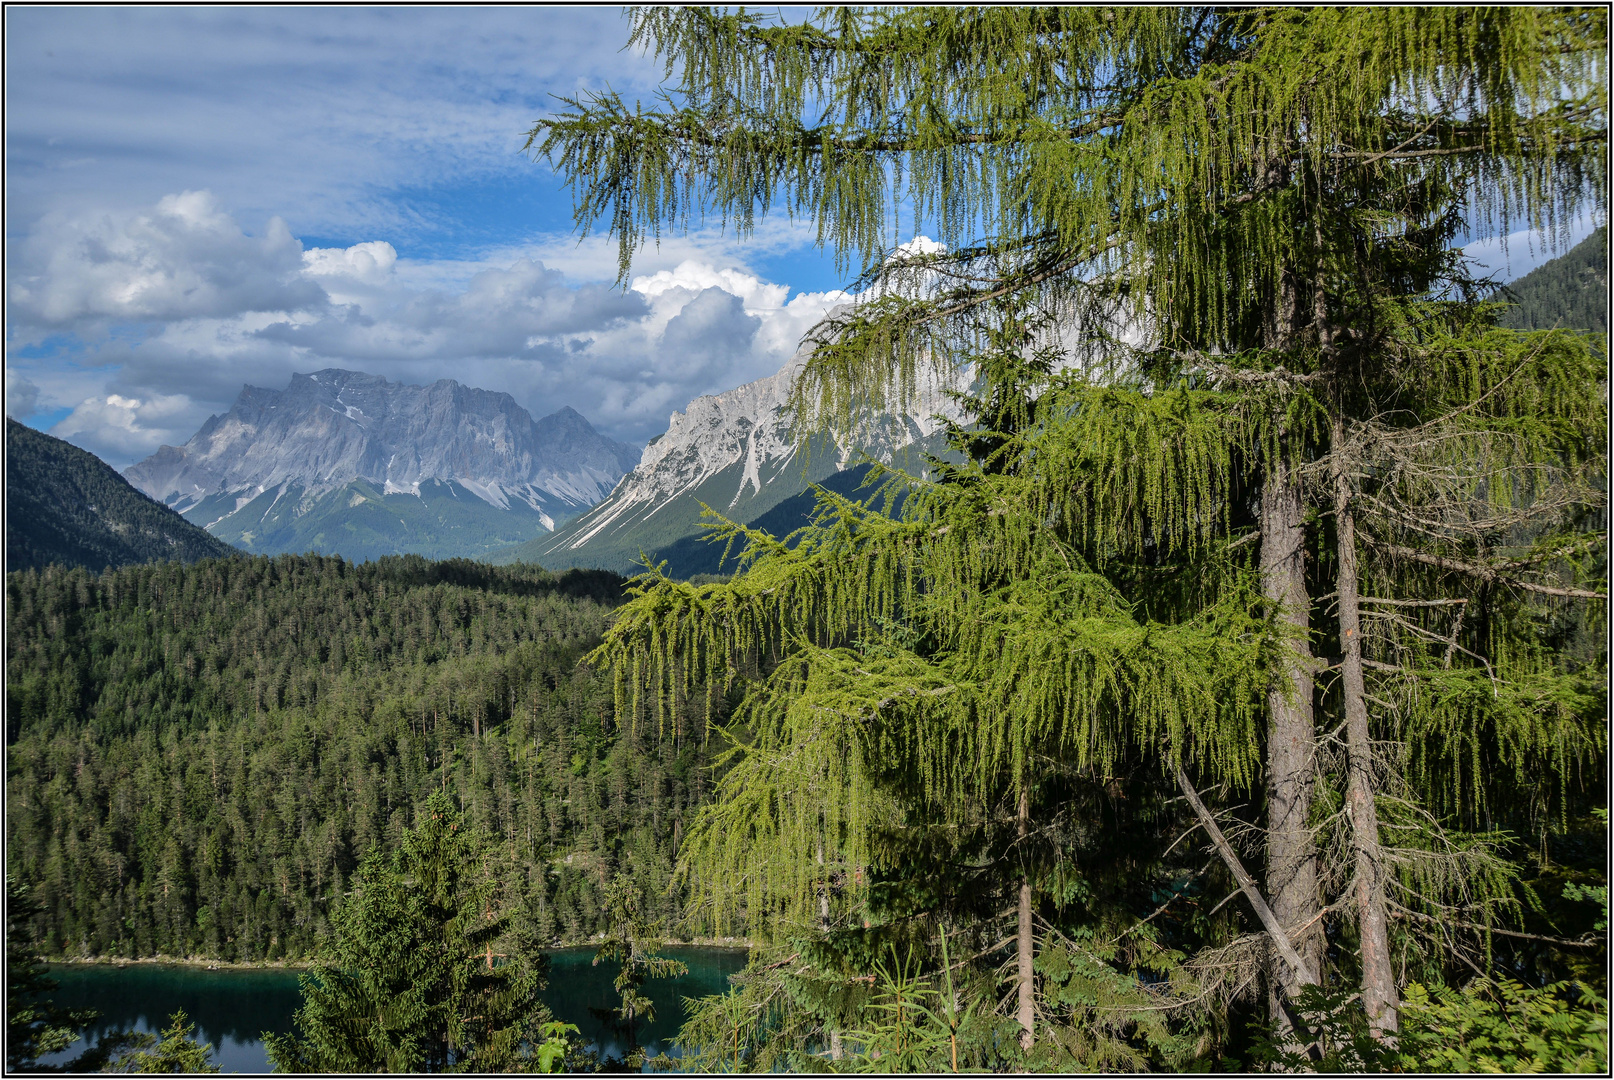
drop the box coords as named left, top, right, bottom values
left=123, top=369, right=639, bottom=533
left=532, top=324, right=965, bottom=561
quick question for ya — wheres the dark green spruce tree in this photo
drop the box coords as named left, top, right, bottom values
left=588, top=874, right=689, bottom=1067
left=264, top=790, right=552, bottom=1072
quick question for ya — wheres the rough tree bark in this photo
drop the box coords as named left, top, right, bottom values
left=1261, top=458, right=1325, bottom=1003
left=1259, top=261, right=1325, bottom=1040
left=1016, top=785, right=1035, bottom=1051
left=1332, top=415, right=1400, bottom=1037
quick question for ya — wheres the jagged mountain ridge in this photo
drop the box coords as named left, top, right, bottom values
left=6, top=417, right=238, bottom=574
left=123, top=369, right=639, bottom=563
left=489, top=338, right=960, bottom=574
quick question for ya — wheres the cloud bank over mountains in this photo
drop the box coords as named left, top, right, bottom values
left=3, top=7, right=848, bottom=469
left=6, top=7, right=1591, bottom=474
left=7, top=190, right=850, bottom=466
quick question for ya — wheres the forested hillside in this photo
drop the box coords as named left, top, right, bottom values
left=1499, top=227, right=1608, bottom=333
left=5, top=555, right=723, bottom=963
left=5, top=418, right=238, bottom=574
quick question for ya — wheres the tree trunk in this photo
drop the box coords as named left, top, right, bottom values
left=1260, top=456, right=1325, bottom=1038
left=1332, top=416, right=1399, bottom=1038
left=1016, top=785, right=1034, bottom=1052
left=1260, top=251, right=1324, bottom=1043
left=819, top=839, right=841, bottom=1061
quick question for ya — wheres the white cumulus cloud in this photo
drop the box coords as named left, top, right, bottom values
left=631, top=259, right=851, bottom=364
left=50, top=390, right=197, bottom=460
left=303, top=240, right=398, bottom=286
left=8, top=190, right=323, bottom=328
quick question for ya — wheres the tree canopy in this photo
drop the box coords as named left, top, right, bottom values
left=535, top=5, right=1607, bottom=1069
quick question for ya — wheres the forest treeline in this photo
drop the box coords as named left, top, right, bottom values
left=1498, top=226, right=1608, bottom=335
left=5, top=554, right=723, bottom=963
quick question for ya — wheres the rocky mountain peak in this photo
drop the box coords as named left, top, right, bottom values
left=497, top=328, right=964, bottom=572
left=123, top=369, right=639, bottom=518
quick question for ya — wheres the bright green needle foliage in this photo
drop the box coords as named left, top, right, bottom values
left=540, top=4, right=1608, bottom=1067
left=533, top=6, right=1605, bottom=431
left=264, top=790, right=551, bottom=1073
left=587, top=297, right=1279, bottom=1072
left=841, top=944, right=963, bottom=1072
left=595, top=296, right=1272, bottom=937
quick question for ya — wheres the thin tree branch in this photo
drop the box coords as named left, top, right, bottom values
left=1370, top=541, right=1607, bottom=600
left=1173, top=764, right=1319, bottom=987
left=1388, top=901, right=1603, bottom=948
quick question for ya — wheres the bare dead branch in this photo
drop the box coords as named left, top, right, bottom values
left=1173, top=765, right=1318, bottom=987
left=1368, top=541, right=1607, bottom=600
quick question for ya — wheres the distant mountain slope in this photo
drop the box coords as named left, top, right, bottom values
left=6, top=417, right=238, bottom=573
left=1499, top=227, right=1608, bottom=333
left=122, top=369, right=639, bottom=564
left=645, top=462, right=888, bottom=579
left=488, top=334, right=958, bottom=575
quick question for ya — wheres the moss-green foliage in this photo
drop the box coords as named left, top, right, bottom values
left=1499, top=227, right=1609, bottom=334
left=4, top=554, right=722, bottom=963
left=5, top=417, right=237, bottom=575
left=1399, top=979, right=1609, bottom=1074
left=1255, top=979, right=1609, bottom=1074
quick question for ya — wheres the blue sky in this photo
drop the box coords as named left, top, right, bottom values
left=4, top=5, right=852, bottom=465
left=3, top=6, right=1600, bottom=467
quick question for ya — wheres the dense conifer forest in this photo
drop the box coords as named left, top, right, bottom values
left=1499, top=226, right=1608, bottom=334
left=5, top=555, right=722, bottom=962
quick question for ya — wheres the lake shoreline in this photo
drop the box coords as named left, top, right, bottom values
left=39, top=945, right=752, bottom=1074
left=45, top=938, right=754, bottom=972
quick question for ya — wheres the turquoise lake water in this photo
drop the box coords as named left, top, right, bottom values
left=39, top=947, right=748, bottom=1073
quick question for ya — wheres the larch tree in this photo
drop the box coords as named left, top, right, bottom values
left=531, top=4, right=1607, bottom=1064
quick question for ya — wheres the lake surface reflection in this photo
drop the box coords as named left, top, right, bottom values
left=40, top=946, right=748, bottom=1073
